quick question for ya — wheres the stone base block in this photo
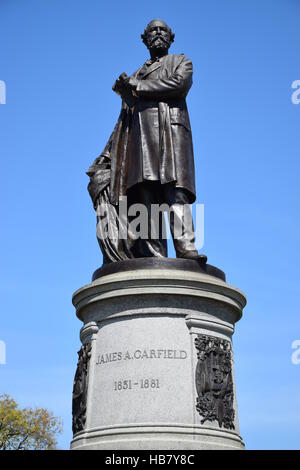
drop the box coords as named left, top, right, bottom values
left=70, top=259, right=246, bottom=450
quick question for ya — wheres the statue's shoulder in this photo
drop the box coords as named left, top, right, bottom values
left=163, top=53, right=192, bottom=67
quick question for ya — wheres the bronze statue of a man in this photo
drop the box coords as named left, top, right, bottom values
left=87, top=19, right=206, bottom=263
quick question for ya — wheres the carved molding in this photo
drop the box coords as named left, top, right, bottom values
left=195, top=334, right=235, bottom=430
left=72, top=342, right=92, bottom=435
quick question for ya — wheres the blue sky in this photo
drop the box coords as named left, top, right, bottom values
left=0, top=0, right=300, bottom=449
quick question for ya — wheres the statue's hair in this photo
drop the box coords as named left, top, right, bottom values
left=141, top=19, right=175, bottom=45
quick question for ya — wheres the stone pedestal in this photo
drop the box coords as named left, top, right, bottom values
left=70, top=259, right=246, bottom=450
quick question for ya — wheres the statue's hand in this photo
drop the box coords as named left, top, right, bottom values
left=112, top=72, right=128, bottom=95
left=123, top=76, right=138, bottom=91
left=113, top=74, right=138, bottom=106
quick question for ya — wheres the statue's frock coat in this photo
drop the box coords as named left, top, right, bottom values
left=89, top=54, right=196, bottom=206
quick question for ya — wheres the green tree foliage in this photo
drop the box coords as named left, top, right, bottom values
left=0, top=394, right=63, bottom=450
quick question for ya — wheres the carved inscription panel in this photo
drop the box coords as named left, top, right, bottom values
left=90, top=316, right=193, bottom=427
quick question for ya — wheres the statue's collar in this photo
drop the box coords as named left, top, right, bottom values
left=145, top=56, right=161, bottom=67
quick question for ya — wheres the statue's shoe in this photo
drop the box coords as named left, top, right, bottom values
left=178, top=251, right=208, bottom=264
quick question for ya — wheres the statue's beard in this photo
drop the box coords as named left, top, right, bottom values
left=147, top=35, right=171, bottom=51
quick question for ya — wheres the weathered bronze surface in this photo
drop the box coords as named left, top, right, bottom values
left=195, top=335, right=235, bottom=430
left=87, top=19, right=206, bottom=264
left=72, top=342, right=92, bottom=435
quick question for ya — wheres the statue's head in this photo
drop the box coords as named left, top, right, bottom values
left=141, top=19, right=175, bottom=53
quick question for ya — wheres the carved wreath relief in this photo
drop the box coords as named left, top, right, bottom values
left=195, top=334, right=235, bottom=430
left=72, top=342, right=92, bottom=434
